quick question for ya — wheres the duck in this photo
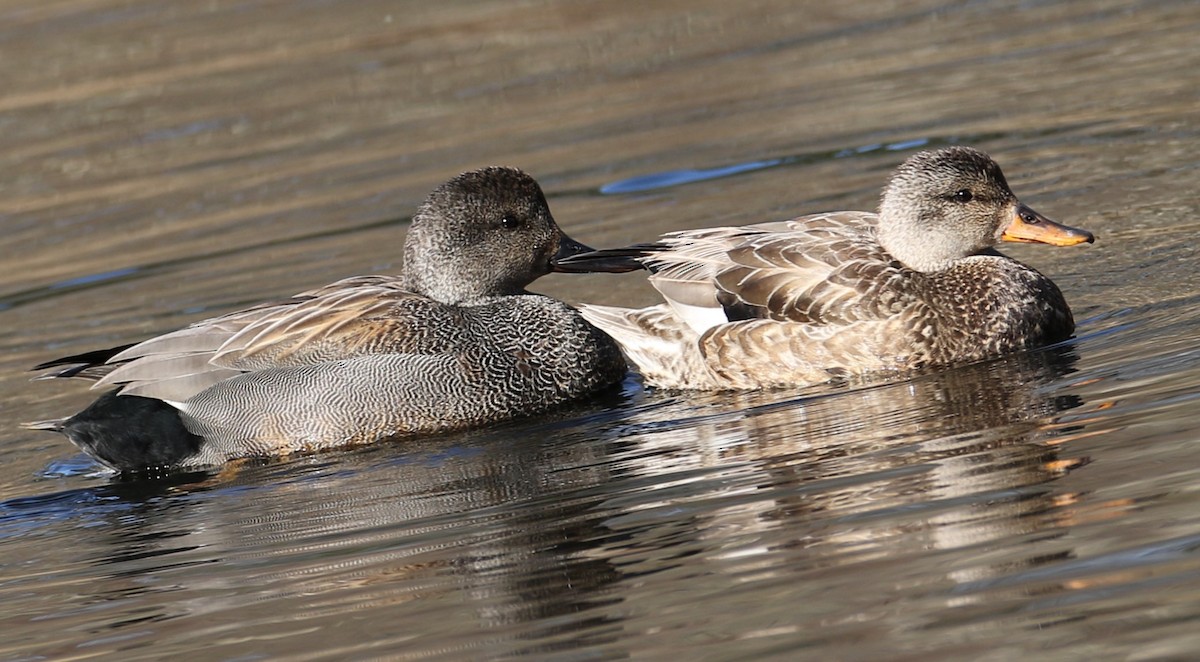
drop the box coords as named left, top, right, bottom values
left=27, top=167, right=627, bottom=474
left=555, top=146, right=1094, bottom=390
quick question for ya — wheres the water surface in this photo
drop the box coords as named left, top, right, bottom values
left=3, top=0, right=1200, bottom=659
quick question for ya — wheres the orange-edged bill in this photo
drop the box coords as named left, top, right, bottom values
left=1001, top=203, right=1095, bottom=246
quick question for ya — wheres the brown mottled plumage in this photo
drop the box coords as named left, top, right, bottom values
left=28, top=167, right=626, bottom=473
left=558, top=147, right=1094, bottom=390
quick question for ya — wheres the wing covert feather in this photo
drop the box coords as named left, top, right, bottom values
left=93, top=276, right=457, bottom=401
left=709, top=213, right=916, bottom=326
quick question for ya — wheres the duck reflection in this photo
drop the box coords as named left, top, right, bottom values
left=7, top=394, right=633, bottom=659
left=599, top=346, right=1092, bottom=590
left=6, top=348, right=1097, bottom=657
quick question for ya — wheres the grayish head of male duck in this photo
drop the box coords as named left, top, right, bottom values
left=557, top=146, right=1094, bottom=390
left=27, top=167, right=626, bottom=475
left=403, top=167, right=592, bottom=304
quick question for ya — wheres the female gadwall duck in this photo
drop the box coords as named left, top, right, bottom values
left=29, top=167, right=626, bottom=473
left=557, top=147, right=1094, bottom=390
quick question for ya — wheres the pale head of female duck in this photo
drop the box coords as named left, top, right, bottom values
left=876, top=146, right=1094, bottom=273
left=402, top=166, right=592, bottom=305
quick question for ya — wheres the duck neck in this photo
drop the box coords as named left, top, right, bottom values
left=402, top=260, right=498, bottom=305
left=875, top=209, right=974, bottom=273
left=401, top=246, right=533, bottom=305
left=401, top=219, right=506, bottom=305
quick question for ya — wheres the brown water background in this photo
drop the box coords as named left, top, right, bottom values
left=3, top=0, right=1200, bottom=659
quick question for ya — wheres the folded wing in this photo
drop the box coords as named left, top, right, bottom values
left=41, top=276, right=454, bottom=404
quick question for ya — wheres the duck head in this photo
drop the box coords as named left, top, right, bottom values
left=402, top=167, right=592, bottom=304
left=876, top=146, right=1093, bottom=272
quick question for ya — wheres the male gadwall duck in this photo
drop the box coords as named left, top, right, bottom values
left=29, top=167, right=626, bottom=473
left=557, top=147, right=1094, bottom=389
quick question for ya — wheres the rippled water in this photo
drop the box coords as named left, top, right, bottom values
left=3, top=0, right=1200, bottom=659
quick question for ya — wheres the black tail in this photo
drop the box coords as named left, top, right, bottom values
left=32, top=343, right=136, bottom=379
left=54, top=391, right=205, bottom=474
left=551, top=243, right=663, bottom=274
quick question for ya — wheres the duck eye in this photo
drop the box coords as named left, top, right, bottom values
left=499, top=215, right=521, bottom=230
left=952, top=189, right=973, bottom=203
